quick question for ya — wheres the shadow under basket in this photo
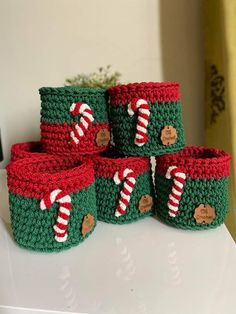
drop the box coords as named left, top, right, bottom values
left=155, top=146, right=231, bottom=230
left=93, top=150, right=155, bottom=224
left=6, top=155, right=97, bottom=252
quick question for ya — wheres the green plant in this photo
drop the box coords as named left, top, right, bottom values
left=65, top=65, right=121, bottom=89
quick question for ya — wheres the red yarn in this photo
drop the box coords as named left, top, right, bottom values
left=7, top=155, right=95, bottom=199
left=108, top=82, right=180, bottom=105
left=92, top=153, right=150, bottom=179
left=41, top=121, right=109, bottom=155
left=11, top=141, right=45, bottom=162
left=156, top=146, right=231, bottom=180
left=10, top=141, right=92, bottom=162
left=70, top=102, right=87, bottom=116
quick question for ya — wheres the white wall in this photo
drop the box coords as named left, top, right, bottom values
left=0, top=0, right=204, bottom=168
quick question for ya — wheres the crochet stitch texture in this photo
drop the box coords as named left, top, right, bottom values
left=155, top=146, right=231, bottom=230
left=11, top=141, right=44, bottom=162
left=93, top=152, right=155, bottom=224
left=40, top=86, right=110, bottom=155
left=7, top=155, right=97, bottom=252
left=10, top=141, right=91, bottom=162
left=108, top=82, right=185, bottom=156
left=8, top=79, right=232, bottom=251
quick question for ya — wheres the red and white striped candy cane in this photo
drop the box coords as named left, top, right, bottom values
left=70, top=102, right=94, bottom=145
left=40, top=189, right=72, bottom=242
left=113, top=168, right=136, bottom=217
left=165, top=166, right=186, bottom=217
left=128, top=98, right=150, bottom=146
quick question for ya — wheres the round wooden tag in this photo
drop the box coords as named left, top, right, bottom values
left=96, top=128, right=110, bottom=146
left=82, top=214, right=95, bottom=236
left=139, top=195, right=153, bottom=213
left=194, top=204, right=216, bottom=224
left=160, top=125, right=177, bottom=145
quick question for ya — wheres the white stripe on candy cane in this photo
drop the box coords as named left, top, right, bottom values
left=70, top=102, right=94, bottom=145
left=165, top=166, right=186, bottom=217
left=40, top=189, right=72, bottom=242
left=127, top=98, right=150, bottom=147
left=114, top=168, right=136, bottom=217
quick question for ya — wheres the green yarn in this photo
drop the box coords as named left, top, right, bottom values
left=39, top=87, right=108, bottom=125
left=9, top=183, right=97, bottom=252
left=110, top=101, right=185, bottom=156
left=96, top=171, right=155, bottom=224
left=155, top=174, right=229, bottom=230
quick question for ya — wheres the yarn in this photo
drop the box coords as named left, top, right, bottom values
left=165, top=166, right=186, bottom=217
left=108, top=82, right=185, bottom=156
left=156, top=146, right=230, bottom=179
left=70, top=102, right=94, bottom=145
left=109, top=82, right=180, bottom=104
left=127, top=99, right=150, bottom=146
left=39, top=86, right=110, bottom=155
left=10, top=141, right=91, bottom=162
left=93, top=152, right=155, bottom=224
left=114, top=168, right=136, bottom=217
left=155, top=146, right=231, bottom=230
left=7, top=155, right=97, bottom=252
left=11, top=141, right=44, bottom=162
left=40, top=87, right=108, bottom=123
left=40, top=189, right=72, bottom=242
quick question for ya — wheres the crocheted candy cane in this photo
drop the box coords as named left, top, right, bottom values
left=40, top=189, right=72, bottom=242
left=70, top=102, right=94, bottom=145
left=114, top=168, right=136, bottom=217
left=165, top=166, right=186, bottom=217
left=128, top=98, right=150, bottom=146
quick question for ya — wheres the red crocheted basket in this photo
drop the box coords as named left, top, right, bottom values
left=11, top=141, right=44, bottom=162
left=10, top=141, right=91, bottom=163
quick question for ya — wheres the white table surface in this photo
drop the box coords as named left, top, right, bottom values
left=0, top=169, right=236, bottom=314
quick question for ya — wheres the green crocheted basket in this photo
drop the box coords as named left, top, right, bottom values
left=155, top=146, right=231, bottom=230
left=40, top=86, right=110, bottom=155
left=7, top=155, right=97, bottom=252
left=93, top=151, right=155, bottom=224
left=108, top=82, right=185, bottom=156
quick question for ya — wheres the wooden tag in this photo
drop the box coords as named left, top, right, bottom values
left=82, top=214, right=95, bottom=237
left=96, top=129, right=110, bottom=146
left=194, top=204, right=216, bottom=224
left=139, top=195, right=153, bottom=213
left=160, top=125, right=177, bottom=145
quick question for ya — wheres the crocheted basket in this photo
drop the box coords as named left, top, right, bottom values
left=11, top=141, right=44, bottom=161
left=10, top=141, right=89, bottom=162
left=40, top=87, right=110, bottom=155
left=155, top=146, right=231, bottom=230
left=93, top=151, right=155, bottom=224
left=108, top=82, right=185, bottom=156
left=7, top=155, right=97, bottom=252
